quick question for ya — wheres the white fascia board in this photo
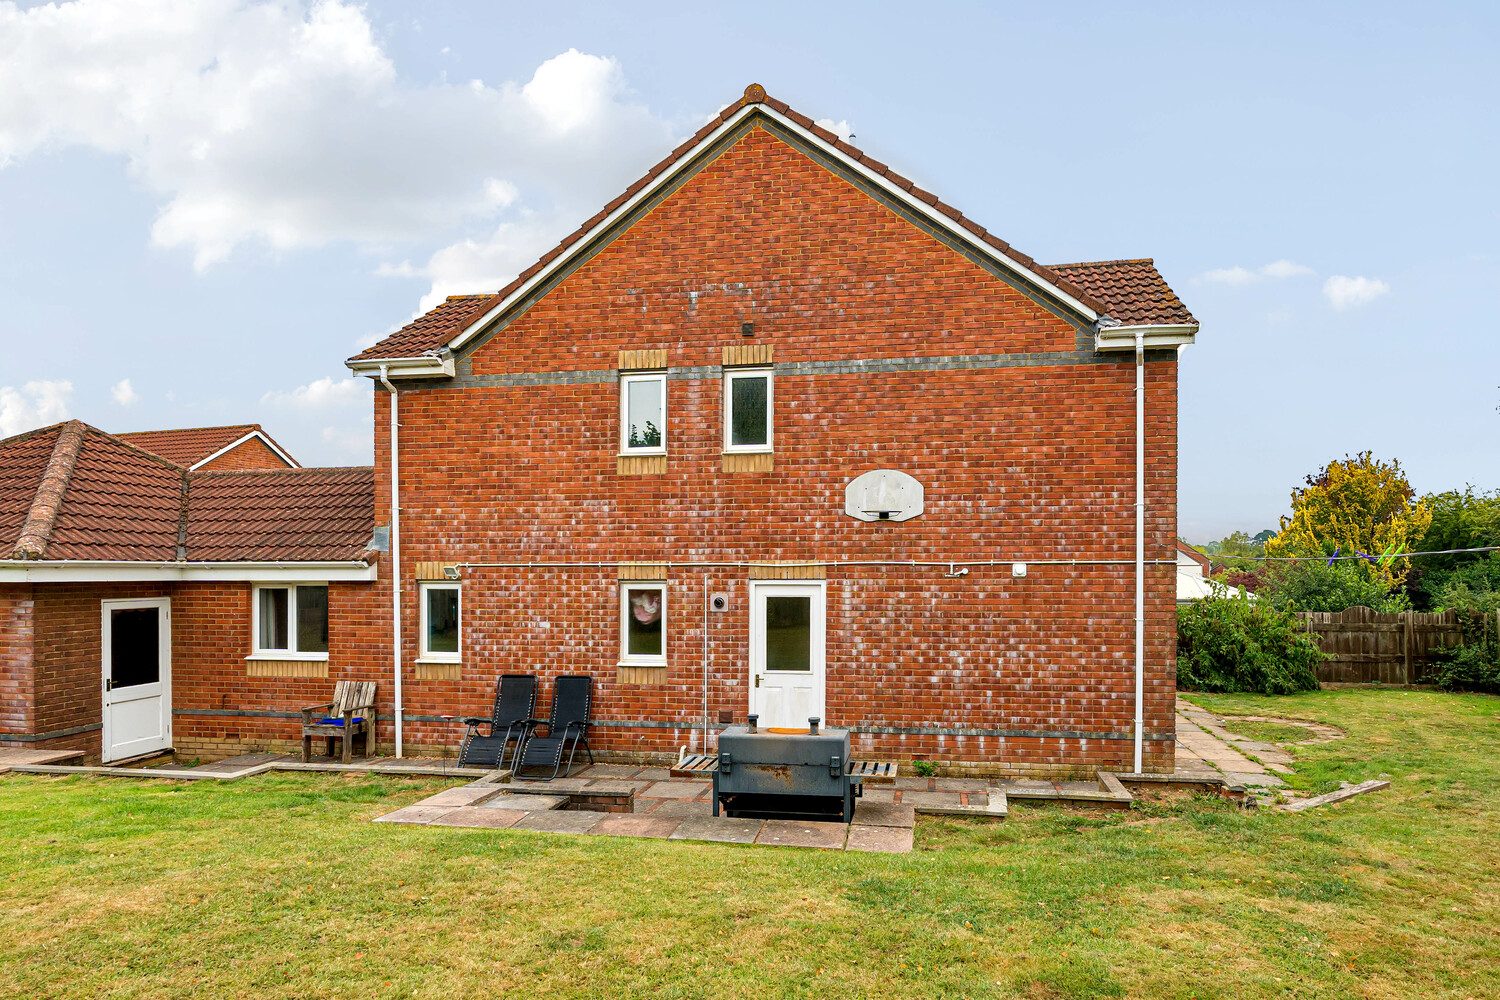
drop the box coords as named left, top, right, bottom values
left=0, top=561, right=377, bottom=583
left=1094, top=324, right=1199, bottom=351
left=443, top=105, right=1099, bottom=356
left=346, top=355, right=455, bottom=380
left=189, top=431, right=300, bottom=471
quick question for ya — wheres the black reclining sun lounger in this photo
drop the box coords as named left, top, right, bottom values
left=458, top=674, right=537, bottom=770
left=514, top=675, right=594, bottom=781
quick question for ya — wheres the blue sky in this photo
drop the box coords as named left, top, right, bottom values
left=0, top=1, right=1495, bottom=541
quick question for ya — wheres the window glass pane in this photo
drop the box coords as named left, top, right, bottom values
left=730, top=375, right=768, bottom=447
left=625, top=586, right=664, bottom=657
left=110, top=608, right=160, bottom=688
left=258, top=588, right=288, bottom=650
left=426, top=587, right=459, bottom=654
left=625, top=378, right=663, bottom=449
left=296, top=585, right=329, bottom=654
left=764, top=595, right=811, bottom=671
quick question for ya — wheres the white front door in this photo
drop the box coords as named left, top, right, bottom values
left=101, top=598, right=172, bottom=762
left=749, top=582, right=826, bottom=729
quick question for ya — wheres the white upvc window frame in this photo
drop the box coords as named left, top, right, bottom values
left=248, top=582, right=330, bottom=661
left=418, top=581, right=462, bottom=663
left=619, top=372, right=668, bottom=456
left=619, top=581, right=667, bottom=667
left=722, top=367, right=774, bottom=454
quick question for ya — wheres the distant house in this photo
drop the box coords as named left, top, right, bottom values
left=1176, top=540, right=1244, bottom=602
left=0, top=420, right=374, bottom=763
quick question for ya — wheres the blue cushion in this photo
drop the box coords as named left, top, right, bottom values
left=317, top=717, right=364, bottom=726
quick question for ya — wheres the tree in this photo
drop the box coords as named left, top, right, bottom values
left=1266, top=452, right=1431, bottom=589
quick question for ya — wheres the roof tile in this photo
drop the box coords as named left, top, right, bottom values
left=1047, top=259, right=1198, bottom=327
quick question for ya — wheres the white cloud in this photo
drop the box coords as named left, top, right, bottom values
left=261, top=376, right=369, bottom=410
left=321, top=421, right=371, bottom=459
left=1323, top=275, right=1390, bottom=310
left=0, top=379, right=72, bottom=437
left=1258, top=259, right=1315, bottom=279
left=110, top=378, right=140, bottom=406
left=0, top=3, right=675, bottom=269
left=1201, top=260, right=1316, bottom=285
left=815, top=117, right=854, bottom=141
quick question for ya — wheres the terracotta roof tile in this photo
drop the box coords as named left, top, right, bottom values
left=1047, top=259, right=1198, bottom=327
left=115, top=424, right=257, bottom=466
left=185, top=467, right=374, bottom=562
left=349, top=84, right=1115, bottom=364
left=0, top=421, right=374, bottom=564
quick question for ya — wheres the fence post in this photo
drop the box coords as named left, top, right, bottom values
left=1404, top=612, right=1413, bottom=685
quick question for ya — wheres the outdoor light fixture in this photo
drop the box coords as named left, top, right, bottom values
left=443, top=566, right=461, bottom=580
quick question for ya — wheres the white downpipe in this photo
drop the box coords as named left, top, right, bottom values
left=1133, top=328, right=1145, bottom=774
left=378, top=365, right=403, bottom=758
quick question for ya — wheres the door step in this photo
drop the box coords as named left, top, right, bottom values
left=107, top=749, right=176, bottom=769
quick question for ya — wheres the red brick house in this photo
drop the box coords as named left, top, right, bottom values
left=343, top=85, right=1198, bottom=777
left=0, top=420, right=376, bottom=763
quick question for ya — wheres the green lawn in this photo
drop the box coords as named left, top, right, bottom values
left=2, top=688, right=1497, bottom=999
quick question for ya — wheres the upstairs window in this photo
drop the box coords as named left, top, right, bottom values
left=251, top=584, right=329, bottom=658
left=620, top=373, right=666, bottom=454
left=420, top=583, right=461, bottom=662
left=724, top=368, right=772, bottom=453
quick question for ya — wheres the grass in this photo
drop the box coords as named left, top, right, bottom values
left=1, top=688, right=1497, bottom=999
left=1216, top=719, right=1319, bottom=745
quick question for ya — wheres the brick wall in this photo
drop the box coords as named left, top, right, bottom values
left=197, top=435, right=291, bottom=470
left=0, top=585, right=34, bottom=739
left=360, top=124, right=1182, bottom=776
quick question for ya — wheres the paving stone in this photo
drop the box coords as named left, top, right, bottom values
left=511, top=810, right=607, bottom=834
left=577, top=764, right=643, bottom=778
left=852, top=801, right=915, bottom=828
left=430, top=807, right=528, bottom=829
left=639, top=780, right=710, bottom=799
left=669, top=816, right=765, bottom=844
left=481, top=793, right=567, bottom=811
left=511, top=777, right=590, bottom=793
left=902, top=790, right=963, bottom=807
left=373, top=805, right=455, bottom=825
left=579, top=779, right=640, bottom=795
left=858, top=787, right=896, bottom=803
left=892, top=777, right=935, bottom=790
left=1226, top=771, right=1286, bottom=787
left=932, top=778, right=989, bottom=792
left=418, top=784, right=503, bottom=808
left=756, top=819, right=849, bottom=850
left=635, top=767, right=673, bottom=780
left=846, top=825, right=915, bottom=854
left=641, top=797, right=712, bottom=818
left=590, top=814, right=685, bottom=839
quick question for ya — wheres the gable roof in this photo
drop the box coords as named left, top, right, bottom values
left=1050, top=259, right=1197, bottom=327
left=116, top=423, right=299, bottom=470
left=350, top=84, right=1196, bottom=373
left=0, top=420, right=370, bottom=566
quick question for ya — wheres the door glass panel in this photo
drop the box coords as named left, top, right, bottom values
left=625, top=586, right=664, bottom=657
left=730, top=375, right=768, bottom=446
left=258, top=588, right=288, bottom=650
left=625, top=378, right=663, bottom=449
left=764, top=595, right=811, bottom=671
left=110, top=608, right=159, bottom=688
left=296, top=585, right=329, bottom=653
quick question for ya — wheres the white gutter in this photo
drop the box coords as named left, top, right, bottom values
left=1133, top=327, right=1145, bottom=774
left=379, top=365, right=404, bottom=758
left=0, top=560, right=375, bottom=583
left=347, top=355, right=454, bottom=379
left=1095, top=323, right=1197, bottom=352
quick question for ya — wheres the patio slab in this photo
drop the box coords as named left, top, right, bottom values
left=419, top=784, right=505, bottom=808
left=902, top=790, right=962, bottom=808
left=635, top=767, right=674, bottom=780
left=373, top=805, right=456, bottom=825
left=757, top=819, right=849, bottom=850
left=577, top=764, right=644, bottom=778
left=510, top=777, right=591, bottom=793
left=511, top=810, right=606, bottom=834
left=846, top=825, right=915, bottom=854
left=670, top=816, right=765, bottom=844
left=583, top=779, right=648, bottom=796
left=480, top=793, right=567, bottom=811
left=590, top=814, right=685, bottom=839
left=430, top=807, right=528, bottom=829
left=640, top=797, right=712, bottom=818
left=852, top=801, right=915, bottom=828
left=639, top=780, right=710, bottom=799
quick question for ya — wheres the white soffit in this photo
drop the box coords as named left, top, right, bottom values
left=1094, top=324, right=1198, bottom=351
left=0, top=561, right=377, bottom=583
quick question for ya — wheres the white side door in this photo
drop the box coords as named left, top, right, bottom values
left=101, top=598, right=172, bottom=762
left=749, top=582, right=826, bottom=729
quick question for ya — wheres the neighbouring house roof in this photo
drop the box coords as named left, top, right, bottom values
left=349, top=84, right=1197, bottom=368
left=0, top=420, right=372, bottom=565
left=1176, top=539, right=1211, bottom=574
left=116, top=423, right=299, bottom=470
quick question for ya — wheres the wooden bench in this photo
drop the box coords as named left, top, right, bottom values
left=300, top=681, right=376, bottom=764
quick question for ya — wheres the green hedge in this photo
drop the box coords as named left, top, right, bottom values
left=1177, top=590, right=1325, bottom=694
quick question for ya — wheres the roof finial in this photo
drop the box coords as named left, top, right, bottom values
left=743, top=82, right=766, bottom=104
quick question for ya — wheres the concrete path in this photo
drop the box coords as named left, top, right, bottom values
left=1175, top=697, right=1291, bottom=788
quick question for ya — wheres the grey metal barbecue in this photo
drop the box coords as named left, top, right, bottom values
left=710, top=716, right=862, bottom=822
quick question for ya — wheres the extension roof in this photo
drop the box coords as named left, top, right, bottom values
left=350, top=83, right=1196, bottom=370
left=0, top=421, right=372, bottom=564
left=116, top=423, right=298, bottom=470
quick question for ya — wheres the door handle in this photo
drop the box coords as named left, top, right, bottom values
left=754, top=674, right=761, bottom=688
left=104, top=679, right=112, bottom=692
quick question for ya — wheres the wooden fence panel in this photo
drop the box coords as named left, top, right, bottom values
left=1296, top=607, right=1461, bottom=684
